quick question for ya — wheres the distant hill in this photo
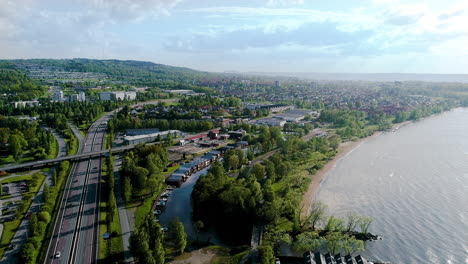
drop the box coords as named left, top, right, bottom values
left=243, top=72, right=468, bottom=83
left=1, top=58, right=212, bottom=84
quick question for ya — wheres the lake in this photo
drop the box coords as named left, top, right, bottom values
left=316, top=108, right=468, bottom=264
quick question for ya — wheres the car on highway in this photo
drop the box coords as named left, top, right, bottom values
left=55, top=251, right=61, bottom=258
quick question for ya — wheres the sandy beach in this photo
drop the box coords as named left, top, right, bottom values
left=300, top=121, right=411, bottom=215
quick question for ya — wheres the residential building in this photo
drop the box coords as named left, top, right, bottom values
left=78, top=91, right=86, bottom=101
left=13, top=100, right=40, bottom=108
left=99, top=91, right=137, bottom=101
left=53, top=90, right=64, bottom=101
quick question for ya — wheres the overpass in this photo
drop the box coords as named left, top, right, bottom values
left=0, top=145, right=135, bottom=172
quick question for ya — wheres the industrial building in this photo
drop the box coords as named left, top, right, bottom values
left=256, top=118, right=286, bottom=127
left=123, top=130, right=182, bottom=145
left=274, top=109, right=318, bottom=122
left=126, top=128, right=160, bottom=136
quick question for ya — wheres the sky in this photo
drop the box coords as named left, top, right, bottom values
left=1, top=0, right=468, bottom=74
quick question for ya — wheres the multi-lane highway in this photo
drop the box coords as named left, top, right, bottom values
left=45, top=116, right=109, bottom=264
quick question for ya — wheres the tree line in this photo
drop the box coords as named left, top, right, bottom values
left=0, top=116, right=56, bottom=161
left=18, top=161, right=70, bottom=263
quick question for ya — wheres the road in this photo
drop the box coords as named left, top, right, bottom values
left=40, top=126, right=68, bottom=158
left=113, top=156, right=134, bottom=263
left=45, top=115, right=110, bottom=264
left=68, top=123, right=85, bottom=151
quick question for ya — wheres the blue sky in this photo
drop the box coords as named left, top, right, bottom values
left=1, top=0, right=467, bottom=73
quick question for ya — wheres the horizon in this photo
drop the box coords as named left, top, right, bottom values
left=1, top=0, right=468, bottom=74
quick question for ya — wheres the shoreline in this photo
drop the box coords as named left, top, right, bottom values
left=300, top=120, right=411, bottom=214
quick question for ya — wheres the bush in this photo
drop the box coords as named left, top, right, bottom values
left=38, top=211, right=51, bottom=224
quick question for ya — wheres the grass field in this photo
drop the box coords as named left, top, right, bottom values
left=47, top=139, right=58, bottom=159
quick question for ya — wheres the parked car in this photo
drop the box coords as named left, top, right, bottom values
left=154, top=210, right=162, bottom=215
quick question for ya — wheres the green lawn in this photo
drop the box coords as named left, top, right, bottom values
left=65, top=136, right=79, bottom=156
left=0, top=155, right=14, bottom=165
left=0, top=175, right=32, bottom=184
left=47, top=139, right=58, bottom=159
left=0, top=220, right=21, bottom=258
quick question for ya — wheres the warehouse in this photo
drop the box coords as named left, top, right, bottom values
left=123, top=130, right=182, bottom=145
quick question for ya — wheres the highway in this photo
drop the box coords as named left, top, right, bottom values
left=0, top=146, right=132, bottom=172
left=44, top=116, right=109, bottom=264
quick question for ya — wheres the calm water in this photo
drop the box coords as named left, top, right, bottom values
left=159, top=166, right=224, bottom=245
left=316, top=108, right=468, bottom=264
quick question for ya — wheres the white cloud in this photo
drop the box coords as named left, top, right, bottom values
left=266, top=0, right=304, bottom=6
left=83, top=0, right=183, bottom=21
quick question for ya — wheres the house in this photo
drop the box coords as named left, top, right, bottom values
left=188, top=134, right=206, bottom=142
left=228, top=129, right=247, bottom=140
left=236, top=141, right=249, bottom=149
left=208, top=129, right=220, bottom=139
left=219, top=134, right=230, bottom=140
left=166, top=175, right=184, bottom=187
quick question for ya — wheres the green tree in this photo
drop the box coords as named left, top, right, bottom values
left=194, top=220, right=204, bottom=243
left=359, top=216, right=373, bottom=233
left=108, top=191, right=117, bottom=223
left=346, top=213, right=360, bottom=232
left=147, top=177, right=160, bottom=195
left=123, top=176, right=132, bottom=202
left=29, top=214, right=39, bottom=236
left=38, top=211, right=51, bottom=224
left=133, top=166, right=149, bottom=190
left=227, top=154, right=239, bottom=171
left=8, top=134, right=27, bottom=159
left=293, top=231, right=322, bottom=252
left=259, top=245, right=275, bottom=264
left=325, top=232, right=344, bottom=255
left=324, top=216, right=345, bottom=232
left=171, top=217, right=187, bottom=254
left=18, top=243, right=36, bottom=263
left=300, top=201, right=327, bottom=231
left=343, top=236, right=364, bottom=255
left=252, top=163, right=265, bottom=180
